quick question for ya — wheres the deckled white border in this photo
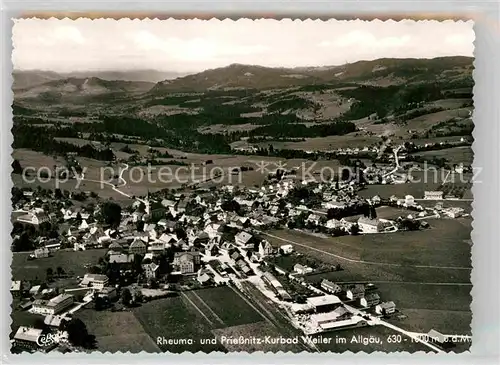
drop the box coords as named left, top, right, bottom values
left=2, top=1, right=499, bottom=363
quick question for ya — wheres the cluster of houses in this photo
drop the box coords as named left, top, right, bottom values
left=287, top=280, right=397, bottom=334
left=321, top=280, right=394, bottom=314
left=10, top=159, right=471, bottom=352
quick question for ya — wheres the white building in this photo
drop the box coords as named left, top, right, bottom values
left=32, top=293, right=74, bottom=315
left=293, top=264, right=313, bottom=275
left=357, top=217, right=383, bottom=234
left=13, top=326, right=43, bottom=350
left=325, top=219, right=342, bottom=229
left=258, top=240, right=273, bottom=257
left=405, top=195, right=415, bottom=206
left=321, top=279, right=342, bottom=294
left=375, top=301, right=396, bottom=315
left=17, top=212, right=49, bottom=225
left=424, top=191, right=444, bottom=200
left=280, top=244, right=293, bottom=254
left=443, top=207, right=465, bottom=218
left=80, top=274, right=109, bottom=290
left=34, top=247, right=49, bottom=259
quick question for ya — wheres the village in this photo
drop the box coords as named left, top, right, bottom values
left=9, top=142, right=471, bottom=353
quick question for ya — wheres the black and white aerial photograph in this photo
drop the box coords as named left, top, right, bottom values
left=10, top=17, right=474, bottom=354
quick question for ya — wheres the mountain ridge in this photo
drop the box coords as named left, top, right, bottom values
left=12, top=69, right=189, bottom=90
left=151, top=56, right=473, bottom=93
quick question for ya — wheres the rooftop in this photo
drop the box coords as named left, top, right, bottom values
left=306, top=295, right=341, bottom=307
left=10, top=281, right=21, bottom=291
left=14, top=326, right=43, bottom=343
left=84, top=273, right=109, bottom=282
left=47, top=293, right=73, bottom=306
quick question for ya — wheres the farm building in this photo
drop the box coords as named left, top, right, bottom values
left=261, top=271, right=292, bottom=301
left=321, top=279, right=342, bottom=294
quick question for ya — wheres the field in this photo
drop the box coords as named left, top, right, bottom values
left=14, top=145, right=349, bottom=199
left=129, top=285, right=307, bottom=353
left=191, top=286, right=265, bottom=327
left=263, top=223, right=472, bottom=336
left=252, top=133, right=380, bottom=151
left=403, top=108, right=471, bottom=134
left=11, top=249, right=107, bottom=281
left=132, top=295, right=225, bottom=353
left=75, top=309, right=161, bottom=353
left=12, top=149, right=66, bottom=168
left=412, top=146, right=474, bottom=165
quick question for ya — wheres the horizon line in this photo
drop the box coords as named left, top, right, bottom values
left=12, top=54, right=473, bottom=75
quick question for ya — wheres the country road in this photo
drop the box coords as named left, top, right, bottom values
left=382, top=145, right=403, bottom=178
left=80, top=163, right=133, bottom=199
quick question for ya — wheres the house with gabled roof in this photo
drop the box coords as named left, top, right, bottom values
left=194, top=231, right=210, bottom=246
left=173, top=251, right=201, bottom=274
left=196, top=269, right=213, bottom=285
left=108, top=242, right=124, bottom=255
left=258, top=240, right=273, bottom=257
left=360, top=292, right=380, bottom=307
left=205, top=241, right=219, bottom=257
left=346, top=284, right=365, bottom=300
left=129, top=238, right=147, bottom=255
left=142, top=262, right=159, bottom=280
left=219, top=241, right=233, bottom=254
left=325, top=218, right=342, bottom=229
left=204, top=222, right=224, bottom=239
left=34, top=247, right=49, bottom=259
left=375, top=301, right=396, bottom=315
left=293, top=263, right=313, bottom=275
left=307, top=213, right=321, bottom=225
left=158, top=233, right=178, bottom=245
left=109, top=253, right=134, bottom=266
left=176, top=199, right=188, bottom=213
left=161, top=199, right=176, bottom=208
left=235, top=231, right=254, bottom=247
left=148, top=241, right=167, bottom=254
left=357, top=216, right=384, bottom=234
left=321, top=279, right=342, bottom=294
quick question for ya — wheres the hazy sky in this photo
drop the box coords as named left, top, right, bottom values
left=12, top=18, right=474, bottom=73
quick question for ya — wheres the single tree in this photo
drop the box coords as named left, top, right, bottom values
left=350, top=224, right=360, bottom=236
left=60, top=318, right=94, bottom=348
left=121, top=288, right=132, bottom=306
left=101, top=201, right=122, bottom=227
left=46, top=268, right=54, bottom=280
left=56, top=266, right=65, bottom=277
